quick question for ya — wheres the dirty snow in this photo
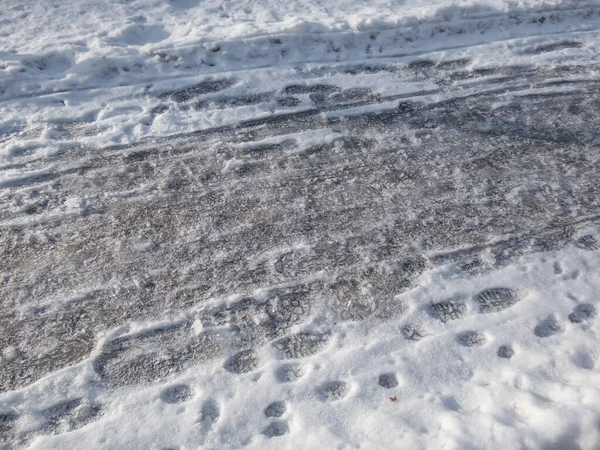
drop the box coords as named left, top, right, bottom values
left=1, top=0, right=600, bottom=449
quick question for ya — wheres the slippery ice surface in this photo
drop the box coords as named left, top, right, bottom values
left=2, top=0, right=600, bottom=449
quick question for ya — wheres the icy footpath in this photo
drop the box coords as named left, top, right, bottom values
left=1, top=0, right=600, bottom=449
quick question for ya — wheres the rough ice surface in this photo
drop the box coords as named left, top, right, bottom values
left=2, top=0, right=600, bottom=449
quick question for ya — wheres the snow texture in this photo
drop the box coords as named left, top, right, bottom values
left=2, top=0, right=600, bottom=449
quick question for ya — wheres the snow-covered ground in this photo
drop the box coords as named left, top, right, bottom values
left=2, top=0, right=600, bottom=155
left=1, top=0, right=600, bottom=449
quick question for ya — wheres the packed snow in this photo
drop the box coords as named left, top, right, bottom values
left=1, top=0, right=600, bottom=449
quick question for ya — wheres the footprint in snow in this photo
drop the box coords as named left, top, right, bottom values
left=199, top=398, right=220, bottom=424
left=474, top=287, right=521, bottom=313
left=319, top=381, right=349, bottom=401
left=575, top=235, right=599, bottom=250
left=497, top=345, right=515, bottom=359
left=224, top=349, right=259, bottom=374
left=401, top=324, right=428, bottom=341
left=262, top=401, right=288, bottom=439
left=378, top=373, right=399, bottom=389
left=39, top=398, right=103, bottom=435
left=161, top=384, right=194, bottom=404
left=569, top=304, right=596, bottom=323
left=276, top=363, right=305, bottom=382
left=534, top=315, right=564, bottom=337
left=262, top=420, right=289, bottom=438
left=264, top=401, right=286, bottom=418
left=430, top=300, right=467, bottom=322
left=457, top=331, right=487, bottom=347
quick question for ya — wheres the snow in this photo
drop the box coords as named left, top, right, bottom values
left=1, top=0, right=600, bottom=449
left=2, top=0, right=600, bottom=157
left=3, top=247, right=600, bottom=449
